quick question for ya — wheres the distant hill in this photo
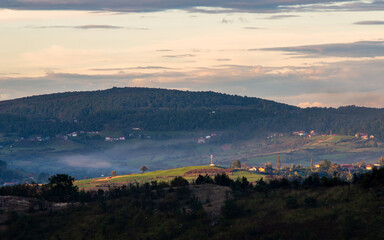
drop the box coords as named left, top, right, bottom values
left=0, top=87, right=295, bottom=137
left=1, top=87, right=384, bottom=139
left=0, top=87, right=295, bottom=120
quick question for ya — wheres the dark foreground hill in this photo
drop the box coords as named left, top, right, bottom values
left=1, top=87, right=384, bottom=139
left=1, top=169, right=384, bottom=240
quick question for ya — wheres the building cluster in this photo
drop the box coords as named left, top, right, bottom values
left=197, top=133, right=217, bottom=144
left=355, top=133, right=375, bottom=140
left=267, top=133, right=284, bottom=139
left=293, top=130, right=320, bottom=137
left=105, top=136, right=126, bottom=142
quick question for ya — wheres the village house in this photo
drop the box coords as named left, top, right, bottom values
left=366, top=165, right=374, bottom=170
left=258, top=167, right=265, bottom=172
left=293, top=131, right=307, bottom=136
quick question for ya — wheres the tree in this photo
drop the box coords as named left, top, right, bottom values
left=276, top=155, right=281, bottom=171
left=140, top=165, right=148, bottom=173
left=265, top=162, right=273, bottom=173
left=111, top=171, right=117, bottom=177
left=310, top=158, right=314, bottom=171
left=319, top=159, right=331, bottom=171
left=379, top=156, right=384, bottom=166
left=170, top=176, right=189, bottom=187
left=214, top=173, right=233, bottom=186
left=231, top=160, right=241, bottom=169
left=42, top=174, right=78, bottom=202
left=355, top=161, right=366, bottom=168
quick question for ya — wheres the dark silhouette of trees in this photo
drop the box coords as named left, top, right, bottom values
left=214, top=173, right=233, bottom=186
left=42, top=174, right=78, bottom=202
left=170, top=176, right=189, bottom=187
left=195, top=174, right=214, bottom=185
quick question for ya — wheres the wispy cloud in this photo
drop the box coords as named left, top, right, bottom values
left=26, top=25, right=148, bottom=30
left=354, top=20, right=384, bottom=25
left=258, top=40, right=384, bottom=58
left=243, top=27, right=265, bottom=30
left=3, top=58, right=384, bottom=107
left=162, top=54, right=195, bottom=58
left=266, top=14, right=299, bottom=19
left=90, top=66, right=173, bottom=71
left=0, top=0, right=365, bottom=13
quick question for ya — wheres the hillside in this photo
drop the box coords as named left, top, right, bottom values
left=2, top=169, right=384, bottom=240
left=2, top=87, right=384, bottom=180
left=0, top=87, right=297, bottom=137
left=0, top=87, right=294, bottom=119
left=1, top=87, right=384, bottom=140
left=75, top=165, right=264, bottom=190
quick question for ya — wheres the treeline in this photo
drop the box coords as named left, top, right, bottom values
left=1, top=87, right=384, bottom=139
left=2, top=167, right=384, bottom=203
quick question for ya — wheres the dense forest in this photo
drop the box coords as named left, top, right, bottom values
left=1, top=87, right=384, bottom=139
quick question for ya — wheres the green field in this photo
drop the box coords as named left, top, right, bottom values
left=75, top=165, right=264, bottom=189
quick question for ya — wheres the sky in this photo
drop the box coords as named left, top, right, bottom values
left=1, top=0, right=384, bottom=108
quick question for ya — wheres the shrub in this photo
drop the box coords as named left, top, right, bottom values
left=285, top=195, right=298, bottom=209
left=170, top=176, right=189, bottom=187
left=304, top=197, right=318, bottom=208
left=195, top=174, right=214, bottom=185
left=214, top=173, right=233, bottom=186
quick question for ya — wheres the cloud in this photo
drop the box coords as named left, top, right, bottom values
left=243, top=27, right=265, bottom=30
left=0, top=94, right=10, bottom=100
left=27, top=25, right=148, bottom=30
left=266, top=14, right=299, bottom=19
left=259, top=40, right=384, bottom=58
left=0, top=0, right=364, bottom=13
left=216, top=59, right=231, bottom=61
left=75, top=25, right=123, bottom=29
left=90, top=66, right=173, bottom=71
left=354, top=21, right=384, bottom=25
left=162, top=54, right=195, bottom=58
left=297, top=101, right=326, bottom=108
left=2, top=58, right=384, bottom=107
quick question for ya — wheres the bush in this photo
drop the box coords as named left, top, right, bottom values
left=195, top=174, right=214, bottom=185
left=42, top=174, right=79, bottom=202
left=285, top=195, right=298, bottom=209
left=304, top=197, right=317, bottom=208
left=214, top=173, right=233, bottom=186
left=170, top=176, right=189, bottom=187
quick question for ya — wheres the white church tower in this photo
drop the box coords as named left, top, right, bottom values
left=210, top=154, right=215, bottom=166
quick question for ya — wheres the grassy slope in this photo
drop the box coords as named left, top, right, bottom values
left=75, top=165, right=264, bottom=189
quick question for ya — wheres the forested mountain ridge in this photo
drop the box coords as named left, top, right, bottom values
left=0, top=87, right=295, bottom=120
left=1, top=87, right=384, bottom=139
